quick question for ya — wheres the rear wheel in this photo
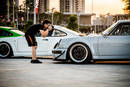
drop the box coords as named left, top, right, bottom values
left=68, top=43, right=91, bottom=63
left=0, top=42, right=13, bottom=58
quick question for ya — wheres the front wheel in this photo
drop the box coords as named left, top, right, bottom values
left=0, top=42, right=12, bottom=58
left=68, top=43, right=91, bottom=63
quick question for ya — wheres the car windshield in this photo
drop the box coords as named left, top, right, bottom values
left=11, top=30, right=25, bottom=36
left=102, top=22, right=117, bottom=34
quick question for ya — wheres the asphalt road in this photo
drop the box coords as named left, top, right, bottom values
left=0, top=58, right=130, bottom=87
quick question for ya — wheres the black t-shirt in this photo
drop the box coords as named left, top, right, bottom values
left=25, top=24, right=45, bottom=35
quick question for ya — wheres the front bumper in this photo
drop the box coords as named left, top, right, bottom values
left=52, top=49, right=67, bottom=61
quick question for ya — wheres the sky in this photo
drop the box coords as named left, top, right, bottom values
left=50, top=0, right=125, bottom=15
left=85, top=0, right=125, bottom=15
left=20, top=0, right=125, bottom=15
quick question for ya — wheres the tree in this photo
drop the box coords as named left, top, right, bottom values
left=26, top=0, right=34, bottom=12
left=53, top=12, right=63, bottom=25
left=67, top=15, right=78, bottom=31
left=122, top=0, right=130, bottom=15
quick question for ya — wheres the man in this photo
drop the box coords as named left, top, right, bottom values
left=25, top=20, right=52, bottom=63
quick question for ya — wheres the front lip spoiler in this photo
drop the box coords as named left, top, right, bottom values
left=53, top=51, right=65, bottom=60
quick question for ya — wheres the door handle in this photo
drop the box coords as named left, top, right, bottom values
left=43, top=39, right=48, bottom=41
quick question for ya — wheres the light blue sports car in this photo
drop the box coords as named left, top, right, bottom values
left=52, top=20, right=130, bottom=63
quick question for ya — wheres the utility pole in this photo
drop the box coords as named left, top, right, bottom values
left=27, top=7, right=29, bottom=22
left=7, top=0, right=10, bottom=21
left=34, top=0, right=36, bottom=24
left=77, top=12, right=80, bottom=32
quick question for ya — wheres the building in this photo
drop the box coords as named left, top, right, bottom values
left=39, top=0, right=49, bottom=13
left=60, top=0, right=85, bottom=13
left=61, top=13, right=93, bottom=26
left=91, top=14, right=114, bottom=33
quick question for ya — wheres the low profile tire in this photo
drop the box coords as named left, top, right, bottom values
left=0, top=42, right=13, bottom=58
left=68, top=43, right=91, bottom=64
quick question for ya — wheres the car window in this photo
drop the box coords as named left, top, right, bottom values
left=111, top=23, right=130, bottom=36
left=35, top=29, right=67, bottom=37
left=51, top=29, right=67, bottom=37
left=11, top=30, right=24, bottom=35
left=35, top=32, right=41, bottom=37
left=111, top=24, right=122, bottom=35
left=0, top=29, right=13, bottom=37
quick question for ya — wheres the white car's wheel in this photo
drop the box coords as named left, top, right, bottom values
left=68, top=43, right=91, bottom=63
left=0, top=42, right=12, bottom=58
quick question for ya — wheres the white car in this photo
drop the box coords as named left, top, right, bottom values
left=0, top=25, right=80, bottom=58
left=52, top=20, right=130, bottom=63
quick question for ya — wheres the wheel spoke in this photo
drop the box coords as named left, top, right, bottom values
left=71, top=45, right=87, bottom=60
left=0, top=43, right=10, bottom=57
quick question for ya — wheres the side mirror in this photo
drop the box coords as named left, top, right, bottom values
left=103, top=33, right=108, bottom=36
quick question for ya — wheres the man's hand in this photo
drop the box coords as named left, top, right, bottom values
left=40, top=29, right=49, bottom=38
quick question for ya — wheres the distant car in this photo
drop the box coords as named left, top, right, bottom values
left=52, top=20, right=130, bottom=63
left=0, top=25, right=80, bottom=58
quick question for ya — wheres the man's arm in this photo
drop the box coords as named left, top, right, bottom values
left=40, top=25, right=53, bottom=37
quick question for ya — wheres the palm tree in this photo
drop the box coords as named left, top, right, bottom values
left=53, top=12, right=63, bottom=25
left=122, top=0, right=130, bottom=15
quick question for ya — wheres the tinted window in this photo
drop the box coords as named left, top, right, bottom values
left=35, top=29, right=67, bottom=37
left=0, top=29, right=13, bottom=36
left=111, top=23, right=130, bottom=36
left=35, top=32, right=41, bottom=37
left=120, top=24, right=130, bottom=35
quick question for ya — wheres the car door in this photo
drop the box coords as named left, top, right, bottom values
left=98, top=23, right=130, bottom=58
left=16, top=35, right=50, bottom=56
left=36, top=29, right=67, bottom=56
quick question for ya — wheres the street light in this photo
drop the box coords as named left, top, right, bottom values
left=92, top=0, right=93, bottom=14
left=7, top=0, right=10, bottom=21
left=34, top=0, right=36, bottom=24
left=77, top=13, right=80, bottom=32
left=13, top=0, right=15, bottom=22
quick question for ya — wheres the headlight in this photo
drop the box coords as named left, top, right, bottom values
left=54, top=39, right=62, bottom=49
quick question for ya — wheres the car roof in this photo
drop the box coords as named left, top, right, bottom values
left=0, top=26, right=18, bottom=30
left=117, top=20, right=130, bottom=23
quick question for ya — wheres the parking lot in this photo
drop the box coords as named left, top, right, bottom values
left=0, top=58, right=130, bottom=87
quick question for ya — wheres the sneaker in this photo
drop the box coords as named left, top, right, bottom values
left=31, top=59, right=42, bottom=63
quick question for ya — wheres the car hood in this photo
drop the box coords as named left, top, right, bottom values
left=87, top=33, right=102, bottom=37
left=57, top=33, right=102, bottom=48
